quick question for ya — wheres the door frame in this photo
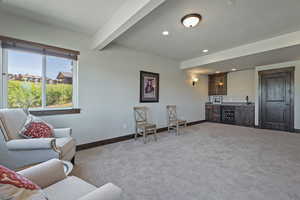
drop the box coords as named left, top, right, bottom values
left=258, top=67, right=295, bottom=132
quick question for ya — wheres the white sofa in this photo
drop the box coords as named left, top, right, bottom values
left=19, top=159, right=122, bottom=200
left=0, top=109, right=76, bottom=169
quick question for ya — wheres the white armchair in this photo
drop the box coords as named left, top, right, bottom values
left=18, top=159, right=122, bottom=200
left=0, top=109, right=76, bottom=169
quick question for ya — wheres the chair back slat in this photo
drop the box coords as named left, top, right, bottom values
left=167, top=105, right=177, bottom=123
left=134, top=107, right=148, bottom=124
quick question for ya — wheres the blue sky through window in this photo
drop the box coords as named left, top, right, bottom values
left=7, top=50, right=72, bottom=79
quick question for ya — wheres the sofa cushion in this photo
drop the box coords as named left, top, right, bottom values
left=43, top=176, right=96, bottom=200
left=0, top=164, right=47, bottom=200
left=56, top=137, right=76, bottom=156
left=0, top=109, right=27, bottom=140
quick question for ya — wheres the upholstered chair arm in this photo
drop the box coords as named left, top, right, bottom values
left=78, top=183, right=122, bottom=200
left=6, top=138, right=57, bottom=150
left=18, top=159, right=67, bottom=189
left=53, top=128, right=72, bottom=138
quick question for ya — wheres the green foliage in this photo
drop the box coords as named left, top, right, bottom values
left=46, top=83, right=73, bottom=107
left=8, top=81, right=42, bottom=108
left=8, top=80, right=72, bottom=108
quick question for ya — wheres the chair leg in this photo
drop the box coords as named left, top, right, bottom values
left=71, top=156, right=75, bottom=165
left=143, top=128, right=147, bottom=144
left=135, top=127, right=139, bottom=140
left=153, top=129, right=157, bottom=141
left=167, top=126, right=170, bottom=133
left=176, top=124, right=179, bottom=135
left=134, top=131, right=138, bottom=140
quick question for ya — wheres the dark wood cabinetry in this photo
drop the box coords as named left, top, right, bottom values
left=207, top=72, right=254, bottom=127
left=235, top=105, right=255, bottom=127
left=208, top=73, right=227, bottom=96
left=205, top=104, right=221, bottom=122
left=206, top=104, right=255, bottom=127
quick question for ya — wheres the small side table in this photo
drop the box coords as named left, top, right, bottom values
left=62, top=160, right=73, bottom=176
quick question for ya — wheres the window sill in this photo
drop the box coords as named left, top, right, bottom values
left=29, top=108, right=81, bottom=116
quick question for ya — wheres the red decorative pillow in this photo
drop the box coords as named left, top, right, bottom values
left=0, top=165, right=47, bottom=200
left=20, top=115, right=54, bottom=139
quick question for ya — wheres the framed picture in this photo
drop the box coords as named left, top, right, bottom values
left=140, top=71, right=159, bottom=103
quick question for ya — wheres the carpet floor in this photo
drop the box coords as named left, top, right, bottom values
left=72, top=123, right=300, bottom=200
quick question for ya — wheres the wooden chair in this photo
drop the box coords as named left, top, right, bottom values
left=166, top=105, right=187, bottom=135
left=133, top=107, right=157, bottom=144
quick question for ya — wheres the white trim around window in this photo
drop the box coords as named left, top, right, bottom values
left=0, top=46, right=79, bottom=113
left=0, top=42, right=3, bottom=109
left=0, top=45, right=8, bottom=109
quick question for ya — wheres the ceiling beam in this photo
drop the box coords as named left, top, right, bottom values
left=91, top=0, right=165, bottom=50
left=180, top=30, right=300, bottom=69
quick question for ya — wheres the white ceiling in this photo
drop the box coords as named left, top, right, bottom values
left=0, top=0, right=127, bottom=35
left=115, top=0, right=300, bottom=61
left=186, top=44, right=300, bottom=75
left=1, top=0, right=300, bottom=72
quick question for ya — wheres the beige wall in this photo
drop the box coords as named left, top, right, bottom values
left=254, top=60, right=300, bottom=129
left=0, top=12, right=208, bottom=148
left=222, top=69, right=255, bottom=102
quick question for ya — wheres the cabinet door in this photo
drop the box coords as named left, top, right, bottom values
left=235, top=106, right=243, bottom=126
left=212, top=105, right=221, bottom=122
left=244, top=106, right=255, bottom=127
left=235, top=106, right=255, bottom=127
left=205, top=105, right=211, bottom=121
left=208, top=75, right=216, bottom=95
left=208, top=73, right=227, bottom=96
left=205, top=107, right=211, bottom=121
left=215, top=74, right=227, bottom=95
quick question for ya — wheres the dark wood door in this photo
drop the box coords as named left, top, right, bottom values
left=259, top=67, right=294, bottom=131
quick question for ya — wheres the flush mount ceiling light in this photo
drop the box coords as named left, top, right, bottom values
left=181, top=13, right=202, bottom=28
left=232, top=68, right=237, bottom=71
left=202, top=49, right=208, bottom=53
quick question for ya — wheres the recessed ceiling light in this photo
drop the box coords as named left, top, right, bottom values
left=232, top=68, right=237, bottom=71
left=181, top=13, right=202, bottom=28
left=227, top=0, right=236, bottom=5
left=162, top=31, right=169, bottom=36
left=202, top=49, right=208, bottom=53
left=216, top=71, right=220, bottom=74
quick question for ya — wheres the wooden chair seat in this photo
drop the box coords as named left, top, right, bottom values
left=137, top=122, right=156, bottom=130
left=170, top=120, right=186, bottom=126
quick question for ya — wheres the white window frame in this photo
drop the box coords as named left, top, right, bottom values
left=0, top=42, right=3, bottom=109
left=0, top=47, right=79, bottom=110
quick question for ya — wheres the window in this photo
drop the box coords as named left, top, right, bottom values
left=7, top=50, right=43, bottom=108
left=46, top=56, right=74, bottom=108
left=0, top=36, right=79, bottom=111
